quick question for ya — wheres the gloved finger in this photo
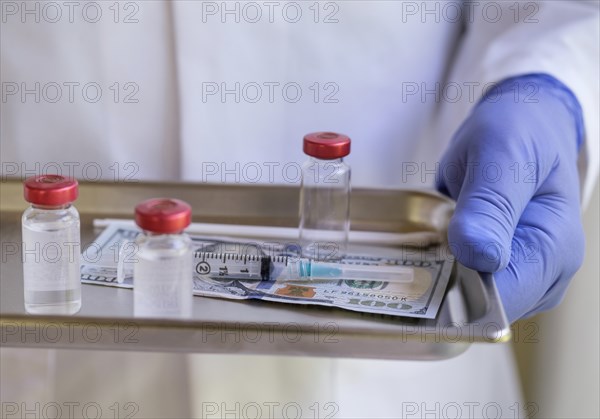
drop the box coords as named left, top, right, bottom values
left=446, top=126, right=545, bottom=272
left=494, top=194, right=584, bottom=322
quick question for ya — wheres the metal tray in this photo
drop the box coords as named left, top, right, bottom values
left=0, top=180, right=510, bottom=360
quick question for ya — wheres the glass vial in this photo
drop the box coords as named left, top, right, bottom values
left=299, top=132, right=351, bottom=260
left=22, top=175, right=81, bottom=315
left=133, top=198, right=193, bottom=318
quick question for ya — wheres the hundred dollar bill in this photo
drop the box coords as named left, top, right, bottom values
left=81, top=223, right=453, bottom=319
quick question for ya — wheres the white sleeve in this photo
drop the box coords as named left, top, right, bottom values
left=436, top=0, right=599, bottom=207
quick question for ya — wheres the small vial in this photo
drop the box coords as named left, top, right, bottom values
left=133, top=198, right=193, bottom=319
left=299, top=132, right=351, bottom=260
left=22, top=175, right=81, bottom=315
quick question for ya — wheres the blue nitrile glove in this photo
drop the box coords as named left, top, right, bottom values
left=437, top=74, right=585, bottom=323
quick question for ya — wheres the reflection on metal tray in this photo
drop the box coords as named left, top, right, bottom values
left=0, top=180, right=510, bottom=360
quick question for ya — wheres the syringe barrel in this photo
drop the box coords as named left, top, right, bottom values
left=284, top=259, right=413, bottom=283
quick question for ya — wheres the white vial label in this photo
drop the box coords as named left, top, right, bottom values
left=22, top=223, right=81, bottom=292
left=134, top=249, right=192, bottom=318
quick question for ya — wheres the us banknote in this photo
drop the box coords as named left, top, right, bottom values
left=81, top=223, right=453, bottom=319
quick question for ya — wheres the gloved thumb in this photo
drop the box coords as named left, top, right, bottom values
left=442, top=125, right=541, bottom=273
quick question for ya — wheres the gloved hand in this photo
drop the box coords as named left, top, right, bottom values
left=437, top=74, right=585, bottom=323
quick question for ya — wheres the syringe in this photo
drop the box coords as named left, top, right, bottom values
left=194, top=252, right=414, bottom=283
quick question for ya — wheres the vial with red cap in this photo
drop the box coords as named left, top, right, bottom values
left=133, top=198, right=193, bottom=318
left=22, top=175, right=81, bottom=314
left=299, top=132, right=351, bottom=260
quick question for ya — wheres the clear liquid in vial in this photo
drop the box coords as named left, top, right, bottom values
left=22, top=217, right=81, bottom=315
left=133, top=237, right=193, bottom=319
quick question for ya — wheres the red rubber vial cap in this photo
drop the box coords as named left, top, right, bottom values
left=24, top=175, right=79, bottom=206
left=303, top=132, right=351, bottom=159
left=135, top=198, right=192, bottom=234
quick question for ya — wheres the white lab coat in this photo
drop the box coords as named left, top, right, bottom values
left=1, top=1, right=598, bottom=418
